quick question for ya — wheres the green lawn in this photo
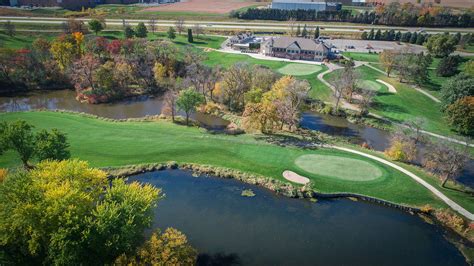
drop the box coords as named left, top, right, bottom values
left=2, top=110, right=469, bottom=212
left=343, top=52, right=380, bottom=63
left=0, top=32, right=57, bottom=49
left=325, top=65, right=455, bottom=135
left=277, top=64, right=323, bottom=76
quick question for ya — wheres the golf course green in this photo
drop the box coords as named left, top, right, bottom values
left=277, top=64, right=323, bottom=76
left=356, top=80, right=386, bottom=92
left=295, top=154, right=384, bottom=181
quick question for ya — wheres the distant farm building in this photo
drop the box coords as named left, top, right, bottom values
left=270, top=0, right=342, bottom=11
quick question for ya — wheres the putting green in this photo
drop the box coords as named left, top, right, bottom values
left=277, top=64, right=322, bottom=76
left=356, top=80, right=385, bottom=91
left=294, top=154, right=383, bottom=181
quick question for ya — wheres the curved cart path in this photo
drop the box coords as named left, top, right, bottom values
left=287, top=145, right=474, bottom=220
left=376, top=79, right=397, bottom=93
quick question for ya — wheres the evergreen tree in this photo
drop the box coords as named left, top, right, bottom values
left=395, top=31, right=402, bottom=41
left=409, top=32, right=418, bottom=44
left=381, top=30, right=389, bottom=41
left=416, top=33, right=425, bottom=45
left=167, top=27, right=176, bottom=39
left=368, top=28, right=375, bottom=40
left=374, top=29, right=382, bottom=40
left=314, top=26, right=320, bottom=39
left=361, top=31, right=368, bottom=40
left=135, top=22, right=148, bottom=38
left=187, top=28, right=193, bottom=43
left=302, top=24, right=308, bottom=37
left=124, top=26, right=135, bottom=39
left=388, top=29, right=395, bottom=41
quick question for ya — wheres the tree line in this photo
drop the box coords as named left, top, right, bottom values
left=231, top=2, right=474, bottom=27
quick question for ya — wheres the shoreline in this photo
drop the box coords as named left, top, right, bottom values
left=104, top=162, right=473, bottom=264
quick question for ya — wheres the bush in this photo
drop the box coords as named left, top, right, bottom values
left=445, top=96, right=474, bottom=136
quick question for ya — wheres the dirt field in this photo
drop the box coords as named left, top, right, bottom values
left=367, top=0, right=473, bottom=9
left=142, top=0, right=265, bottom=14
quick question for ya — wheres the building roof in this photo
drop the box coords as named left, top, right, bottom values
left=269, top=37, right=329, bottom=52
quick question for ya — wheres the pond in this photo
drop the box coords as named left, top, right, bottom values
left=300, top=112, right=474, bottom=188
left=128, top=170, right=467, bottom=266
left=0, top=89, right=230, bottom=130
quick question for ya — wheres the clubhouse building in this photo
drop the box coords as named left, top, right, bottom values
left=260, top=36, right=330, bottom=61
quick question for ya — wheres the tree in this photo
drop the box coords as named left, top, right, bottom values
left=167, top=27, right=176, bottom=39
left=440, top=73, right=474, bottom=110
left=436, top=55, right=460, bottom=77
left=176, top=88, right=205, bottom=125
left=88, top=19, right=104, bottom=35
left=314, top=26, right=320, bottom=39
left=124, top=25, right=135, bottom=39
left=409, top=31, right=418, bottom=44
left=358, top=89, right=375, bottom=115
left=379, top=50, right=397, bottom=77
left=423, top=142, right=469, bottom=187
left=0, top=121, right=71, bottom=168
left=50, top=37, right=76, bottom=70
left=34, top=129, right=70, bottom=162
left=187, top=29, right=193, bottom=43
left=465, top=60, right=474, bottom=77
left=368, top=28, right=375, bottom=40
left=3, top=20, right=16, bottom=37
left=0, top=160, right=163, bottom=265
left=384, top=127, right=417, bottom=163
left=288, top=17, right=297, bottom=37
left=135, top=22, right=148, bottom=38
left=115, top=228, right=197, bottom=265
left=175, top=18, right=185, bottom=35
left=162, top=88, right=179, bottom=122
left=0, top=120, right=35, bottom=168
left=445, top=96, right=474, bottom=136
left=374, top=29, right=382, bottom=40
left=148, top=18, right=157, bottom=35
left=425, top=34, right=457, bottom=57
left=394, top=31, right=402, bottom=41
left=193, top=23, right=203, bottom=38
left=221, top=63, right=254, bottom=112
left=301, top=24, right=308, bottom=37
left=361, top=31, right=368, bottom=40
left=296, top=24, right=301, bottom=37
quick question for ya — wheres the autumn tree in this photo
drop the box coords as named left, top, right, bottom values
left=148, top=18, right=157, bottom=35
left=50, top=36, right=77, bottom=70
left=0, top=160, right=162, bottom=265
left=62, top=18, right=87, bottom=34
left=175, top=18, right=185, bottom=35
left=379, top=50, right=397, bottom=77
left=88, top=19, right=104, bottom=35
left=3, top=20, right=15, bottom=37
left=221, top=63, right=254, bottom=112
left=193, top=23, right=203, bottom=38
left=176, top=88, right=205, bottom=125
left=384, top=126, right=418, bottom=163
left=115, top=228, right=197, bottom=265
left=162, top=87, right=179, bottom=122
left=445, top=96, right=474, bottom=136
left=358, top=89, right=375, bottom=115
left=423, top=142, right=469, bottom=187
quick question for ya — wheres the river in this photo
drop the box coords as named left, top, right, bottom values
left=128, top=169, right=467, bottom=266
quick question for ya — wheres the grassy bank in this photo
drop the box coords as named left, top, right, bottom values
left=2, top=111, right=473, bottom=213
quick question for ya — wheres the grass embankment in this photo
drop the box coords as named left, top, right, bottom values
left=2, top=111, right=474, bottom=213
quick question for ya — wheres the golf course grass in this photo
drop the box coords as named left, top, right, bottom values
left=295, top=154, right=384, bottom=181
left=356, top=80, right=386, bottom=92
left=277, top=64, right=323, bottom=76
left=2, top=111, right=474, bottom=213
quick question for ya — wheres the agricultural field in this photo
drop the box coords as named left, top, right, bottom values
left=141, top=0, right=264, bottom=14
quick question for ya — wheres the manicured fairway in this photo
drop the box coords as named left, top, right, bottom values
left=277, top=64, right=323, bottom=76
left=2, top=111, right=473, bottom=213
left=295, top=154, right=384, bottom=181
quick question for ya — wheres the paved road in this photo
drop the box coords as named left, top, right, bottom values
left=2, top=16, right=474, bottom=33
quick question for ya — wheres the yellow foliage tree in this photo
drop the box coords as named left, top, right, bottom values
left=153, top=62, right=167, bottom=84
left=72, top=32, right=84, bottom=56
left=50, top=40, right=75, bottom=70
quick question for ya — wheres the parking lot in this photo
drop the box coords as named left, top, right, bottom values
left=326, top=39, right=427, bottom=54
